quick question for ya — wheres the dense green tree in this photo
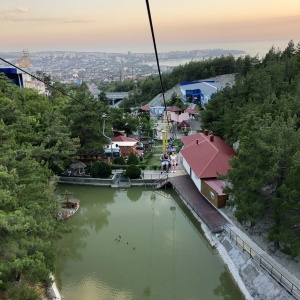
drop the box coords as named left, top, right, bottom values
left=113, top=156, right=126, bottom=165
left=90, top=161, right=111, bottom=178
left=66, top=83, right=107, bottom=154
left=108, top=108, right=139, bottom=135
left=125, top=164, right=141, bottom=179
left=98, top=90, right=109, bottom=107
left=0, top=74, right=72, bottom=297
left=127, top=152, right=139, bottom=165
left=0, top=124, right=65, bottom=297
left=225, top=114, right=300, bottom=254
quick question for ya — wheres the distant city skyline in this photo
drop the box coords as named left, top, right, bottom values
left=1, top=0, right=300, bottom=56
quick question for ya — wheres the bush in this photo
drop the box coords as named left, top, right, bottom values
left=151, top=165, right=159, bottom=170
left=90, top=161, right=111, bottom=178
left=139, top=164, right=147, bottom=170
left=113, top=156, right=126, bottom=165
left=110, top=164, right=128, bottom=171
left=125, top=164, right=141, bottom=179
left=127, top=152, right=139, bottom=165
left=144, top=152, right=152, bottom=160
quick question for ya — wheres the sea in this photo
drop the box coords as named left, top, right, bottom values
left=144, top=38, right=300, bottom=67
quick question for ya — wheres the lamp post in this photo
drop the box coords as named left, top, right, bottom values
left=102, top=113, right=113, bottom=158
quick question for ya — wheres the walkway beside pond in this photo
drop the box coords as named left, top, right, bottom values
left=169, top=175, right=228, bottom=232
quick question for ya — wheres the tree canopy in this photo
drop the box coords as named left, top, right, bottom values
left=201, top=40, right=300, bottom=256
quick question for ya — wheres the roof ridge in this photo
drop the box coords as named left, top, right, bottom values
left=198, top=150, right=218, bottom=177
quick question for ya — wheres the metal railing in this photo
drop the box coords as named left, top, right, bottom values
left=223, top=225, right=300, bottom=300
left=142, top=171, right=168, bottom=180
left=152, top=174, right=169, bottom=189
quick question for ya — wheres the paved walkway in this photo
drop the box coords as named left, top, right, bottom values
left=170, top=175, right=228, bottom=232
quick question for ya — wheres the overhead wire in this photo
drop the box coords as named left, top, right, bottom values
left=2, top=2, right=175, bottom=137
left=145, top=0, right=174, bottom=138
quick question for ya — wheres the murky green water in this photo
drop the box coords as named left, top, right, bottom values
left=55, top=185, right=244, bottom=300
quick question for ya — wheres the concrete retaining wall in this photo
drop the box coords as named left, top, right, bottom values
left=59, top=176, right=157, bottom=187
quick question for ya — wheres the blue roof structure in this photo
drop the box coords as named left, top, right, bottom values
left=0, top=68, right=24, bottom=88
left=180, top=81, right=222, bottom=107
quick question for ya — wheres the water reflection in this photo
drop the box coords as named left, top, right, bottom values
left=127, top=187, right=143, bottom=202
left=55, top=185, right=245, bottom=300
left=214, top=269, right=245, bottom=299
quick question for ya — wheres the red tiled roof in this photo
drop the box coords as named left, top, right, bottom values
left=181, top=133, right=205, bottom=146
left=185, top=109, right=200, bottom=114
left=166, top=106, right=182, bottom=112
left=120, top=146, right=139, bottom=157
left=112, top=136, right=138, bottom=142
left=178, top=120, right=190, bottom=127
left=140, top=105, right=150, bottom=111
left=180, top=133, right=237, bottom=179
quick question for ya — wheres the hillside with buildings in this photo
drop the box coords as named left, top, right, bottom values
left=0, top=48, right=245, bottom=84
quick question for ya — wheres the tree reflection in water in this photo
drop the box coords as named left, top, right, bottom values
left=55, top=185, right=115, bottom=289
left=127, top=187, right=143, bottom=202
left=213, top=269, right=245, bottom=300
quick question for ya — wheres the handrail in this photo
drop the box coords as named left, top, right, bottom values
left=152, top=174, right=169, bottom=189
left=152, top=174, right=168, bottom=185
left=223, top=224, right=300, bottom=300
left=111, top=173, right=131, bottom=187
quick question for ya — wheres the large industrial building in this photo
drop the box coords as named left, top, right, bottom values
left=180, top=81, right=223, bottom=107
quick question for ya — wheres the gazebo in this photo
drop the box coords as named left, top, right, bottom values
left=68, top=161, right=86, bottom=176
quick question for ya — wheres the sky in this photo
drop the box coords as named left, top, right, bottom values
left=1, top=0, right=300, bottom=55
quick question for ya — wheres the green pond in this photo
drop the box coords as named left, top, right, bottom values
left=55, top=184, right=245, bottom=300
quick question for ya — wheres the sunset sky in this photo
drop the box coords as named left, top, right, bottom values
left=1, top=0, right=300, bottom=54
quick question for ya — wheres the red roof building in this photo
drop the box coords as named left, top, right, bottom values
left=185, top=108, right=200, bottom=115
left=110, top=136, right=143, bottom=158
left=112, top=136, right=138, bottom=143
left=140, top=105, right=150, bottom=111
left=180, top=131, right=237, bottom=207
left=177, top=120, right=190, bottom=128
left=166, top=106, right=182, bottom=112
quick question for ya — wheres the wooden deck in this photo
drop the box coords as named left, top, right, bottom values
left=167, top=175, right=228, bottom=232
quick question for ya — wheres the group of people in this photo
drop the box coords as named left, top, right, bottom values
left=160, top=151, right=178, bottom=173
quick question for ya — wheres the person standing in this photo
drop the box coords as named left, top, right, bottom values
left=170, top=152, right=177, bottom=173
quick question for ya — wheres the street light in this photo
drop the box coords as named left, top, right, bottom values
left=102, top=113, right=113, bottom=159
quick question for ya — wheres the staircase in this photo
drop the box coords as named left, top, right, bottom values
left=111, top=173, right=131, bottom=188
left=152, top=174, right=169, bottom=189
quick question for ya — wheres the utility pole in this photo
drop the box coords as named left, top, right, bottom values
left=102, top=113, right=113, bottom=159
